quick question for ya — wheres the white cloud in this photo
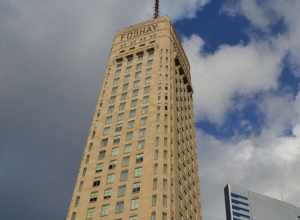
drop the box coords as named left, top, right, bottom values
left=223, top=0, right=300, bottom=71
left=198, top=119, right=300, bottom=220
left=161, top=0, right=210, bottom=19
left=197, top=89, right=300, bottom=220
left=184, top=3, right=300, bottom=219
left=183, top=35, right=284, bottom=123
left=223, top=0, right=277, bottom=30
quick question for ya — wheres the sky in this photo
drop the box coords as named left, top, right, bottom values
left=0, top=0, right=300, bottom=220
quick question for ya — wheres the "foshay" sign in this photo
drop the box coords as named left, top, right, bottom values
left=120, top=23, right=158, bottom=41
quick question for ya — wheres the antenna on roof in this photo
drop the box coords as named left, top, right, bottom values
left=154, top=0, right=160, bottom=19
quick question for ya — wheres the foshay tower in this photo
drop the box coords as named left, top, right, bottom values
left=66, top=1, right=202, bottom=220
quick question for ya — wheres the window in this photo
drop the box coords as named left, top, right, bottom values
left=162, top=213, right=167, bottom=220
left=145, top=77, right=151, bottom=86
left=100, top=204, right=110, bottom=217
left=131, top=99, right=138, bottom=108
left=107, top=105, right=115, bottom=114
left=119, top=103, right=126, bottom=111
left=129, top=215, right=138, bottom=220
left=163, top=164, right=167, bottom=174
left=164, top=125, right=168, bottom=133
left=122, top=156, right=130, bottom=167
left=89, top=191, right=98, bottom=202
left=75, top=196, right=80, bottom=207
left=144, top=86, right=150, bottom=95
left=115, top=69, right=121, bottom=78
left=104, top=188, right=113, bottom=199
left=85, top=155, right=90, bottom=164
left=129, top=109, right=136, bottom=119
left=155, top=137, right=160, bottom=146
left=123, top=83, right=129, bottom=92
left=95, top=163, right=103, bottom=173
left=164, top=150, right=167, bottom=160
left=88, top=142, right=93, bottom=151
left=152, top=195, right=157, bottom=207
left=98, top=150, right=106, bottom=160
left=118, top=185, right=126, bottom=197
left=137, top=52, right=144, bottom=61
left=120, top=93, right=127, bottom=101
left=154, top=150, right=158, bottom=160
left=90, top=131, right=95, bottom=140
left=147, top=59, right=153, bottom=66
left=138, top=128, right=146, bottom=139
left=113, top=137, right=120, bottom=145
left=128, top=120, right=135, bottom=129
left=134, top=167, right=142, bottom=177
left=136, top=63, right=142, bottom=71
left=93, top=180, right=101, bottom=187
left=135, top=71, right=142, bottom=79
left=126, top=131, right=133, bottom=141
left=79, top=181, right=83, bottom=192
left=131, top=198, right=139, bottom=210
left=108, top=160, right=117, bottom=170
left=116, top=61, right=122, bottom=68
left=143, top=96, right=149, bottom=105
left=154, top=163, right=158, bottom=174
left=115, top=201, right=124, bottom=214
left=146, top=67, right=152, bottom=75
left=117, top=113, right=124, bottom=122
left=132, top=89, right=139, bottom=98
left=103, top=127, right=111, bottom=136
left=124, top=74, right=130, bottom=83
left=109, top=96, right=116, bottom=104
left=124, top=144, right=132, bottom=154
left=115, top=126, right=122, bottom=134
left=156, top=113, right=161, bottom=122
left=137, top=140, right=145, bottom=150
left=86, top=208, right=95, bottom=219
left=136, top=154, right=144, bottom=164
left=106, top=116, right=113, bottom=125
left=107, top=174, right=115, bottom=184
left=71, top=212, right=76, bottom=220
left=163, top=179, right=167, bottom=190
left=127, top=55, right=133, bottom=65
left=142, top=107, right=149, bottom=116
left=151, top=212, right=156, bottom=220
left=101, top=138, right=108, bottom=147
left=148, top=48, right=155, bottom=57
left=126, top=66, right=131, bottom=75
left=132, top=182, right=141, bottom=193
left=111, top=148, right=119, bottom=156
left=153, top=178, right=158, bottom=190
left=163, top=195, right=167, bottom=207
left=120, top=170, right=129, bottom=181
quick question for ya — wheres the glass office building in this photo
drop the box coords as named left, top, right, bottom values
left=224, top=184, right=300, bottom=220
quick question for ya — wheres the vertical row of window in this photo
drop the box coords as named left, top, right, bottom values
left=175, top=65, right=200, bottom=220
left=149, top=48, right=171, bottom=220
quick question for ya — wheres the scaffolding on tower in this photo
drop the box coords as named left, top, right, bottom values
left=154, top=0, right=160, bottom=19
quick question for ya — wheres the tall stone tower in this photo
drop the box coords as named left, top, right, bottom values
left=65, top=12, right=202, bottom=220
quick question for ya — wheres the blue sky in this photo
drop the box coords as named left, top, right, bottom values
left=0, top=0, right=300, bottom=220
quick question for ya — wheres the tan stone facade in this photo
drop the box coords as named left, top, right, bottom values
left=66, top=16, right=202, bottom=220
